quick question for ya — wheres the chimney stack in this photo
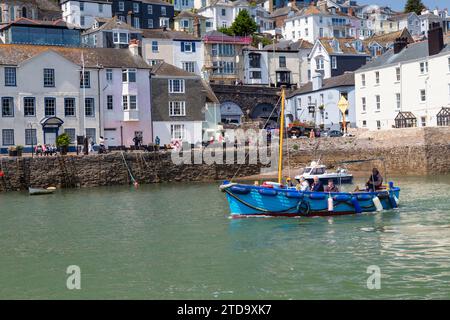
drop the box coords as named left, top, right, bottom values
left=129, top=39, right=140, bottom=56
left=348, top=7, right=354, bottom=16
left=127, top=11, right=132, bottom=26
left=193, top=16, right=201, bottom=38
left=393, top=37, right=408, bottom=54
left=428, top=22, right=444, bottom=56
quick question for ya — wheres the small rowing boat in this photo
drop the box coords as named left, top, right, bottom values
left=29, top=187, right=55, bottom=196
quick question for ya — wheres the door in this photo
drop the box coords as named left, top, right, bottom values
left=104, top=129, right=117, bottom=147
left=43, top=128, right=58, bottom=145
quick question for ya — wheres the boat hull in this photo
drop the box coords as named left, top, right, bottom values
left=221, top=182, right=400, bottom=217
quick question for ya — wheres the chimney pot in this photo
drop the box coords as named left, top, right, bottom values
left=428, top=23, right=444, bottom=56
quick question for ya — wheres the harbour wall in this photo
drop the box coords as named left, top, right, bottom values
left=0, top=127, right=449, bottom=192
left=0, top=152, right=265, bottom=192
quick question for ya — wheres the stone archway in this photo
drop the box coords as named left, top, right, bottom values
left=250, top=103, right=278, bottom=129
left=220, top=101, right=243, bottom=125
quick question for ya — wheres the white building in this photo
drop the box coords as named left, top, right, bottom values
left=198, top=0, right=272, bottom=33
left=286, top=71, right=356, bottom=130
left=61, top=0, right=113, bottom=29
left=308, top=37, right=370, bottom=80
left=282, top=3, right=354, bottom=43
left=173, top=0, right=194, bottom=12
left=141, top=29, right=204, bottom=76
left=242, top=39, right=313, bottom=87
left=355, top=27, right=450, bottom=130
left=0, top=43, right=152, bottom=153
left=386, top=12, right=421, bottom=37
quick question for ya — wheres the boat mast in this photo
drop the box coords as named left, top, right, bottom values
left=278, top=87, right=285, bottom=184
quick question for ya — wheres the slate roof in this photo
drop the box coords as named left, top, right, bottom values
left=319, top=38, right=370, bottom=55
left=357, top=40, right=450, bottom=71
left=263, top=39, right=313, bottom=51
left=151, top=61, right=219, bottom=103
left=142, top=28, right=200, bottom=41
left=174, top=10, right=207, bottom=20
left=0, top=18, right=78, bottom=30
left=35, top=0, right=62, bottom=12
left=0, top=44, right=151, bottom=69
left=287, top=72, right=355, bottom=97
left=83, top=16, right=141, bottom=35
left=363, top=28, right=413, bottom=48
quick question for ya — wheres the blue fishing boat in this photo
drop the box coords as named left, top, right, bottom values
left=220, top=181, right=400, bottom=217
left=220, top=88, right=400, bottom=217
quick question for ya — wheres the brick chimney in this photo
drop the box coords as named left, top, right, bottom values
left=129, top=39, right=139, bottom=56
left=428, top=22, right=444, bottom=56
left=348, top=7, right=354, bottom=16
left=393, top=37, right=408, bottom=54
left=193, top=16, right=201, bottom=38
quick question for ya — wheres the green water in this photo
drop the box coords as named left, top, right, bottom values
left=1, top=176, right=450, bottom=299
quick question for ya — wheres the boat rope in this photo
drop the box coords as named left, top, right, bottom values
left=230, top=95, right=282, bottom=182
left=121, top=152, right=136, bottom=184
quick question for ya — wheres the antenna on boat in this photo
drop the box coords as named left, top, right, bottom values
left=277, top=87, right=286, bottom=185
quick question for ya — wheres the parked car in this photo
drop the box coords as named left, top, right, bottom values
left=323, top=130, right=344, bottom=137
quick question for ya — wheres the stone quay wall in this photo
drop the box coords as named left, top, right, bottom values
left=0, top=152, right=264, bottom=192
left=285, top=127, right=450, bottom=176
left=0, top=127, right=449, bottom=192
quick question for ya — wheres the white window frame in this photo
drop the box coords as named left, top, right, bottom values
left=169, top=101, right=186, bottom=116
left=169, top=79, right=185, bottom=93
left=182, top=62, right=195, bottom=73
left=361, top=97, right=366, bottom=112
left=375, top=71, right=380, bottom=85
left=148, top=5, right=153, bottom=14
left=133, top=2, right=139, bottom=13
left=170, top=124, right=185, bottom=140
left=420, top=89, right=426, bottom=102
left=396, top=93, right=401, bottom=110
left=375, top=95, right=380, bottom=111
left=361, top=74, right=365, bottom=87
left=119, top=1, right=125, bottom=12
left=331, top=56, right=337, bottom=69
left=106, top=69, right=113, bottom=82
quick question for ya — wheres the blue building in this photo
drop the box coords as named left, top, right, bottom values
left=0, top=18, right=81, bottom=47
left=111, top=0, right=174, bottom=29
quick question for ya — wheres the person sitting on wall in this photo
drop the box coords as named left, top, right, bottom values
left=366, top=168, right=383, bottom=192
left=310, top=176, right=324, bottom=192
left=324, top=179, right=339, bottom=192
left=35, top=144, right=43, bottom=156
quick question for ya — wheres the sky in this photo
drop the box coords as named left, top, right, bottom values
left=357, top=0, right=448, bottom=11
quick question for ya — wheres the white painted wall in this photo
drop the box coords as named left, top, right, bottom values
left=61, top=0, right=112, bottom=28
left=355, top=50, right=450, bottom=130
left=153, top=121, right=203, bottom=145
left=0, top=50, right=100, bottom=149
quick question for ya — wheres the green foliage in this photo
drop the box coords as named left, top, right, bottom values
left=252, top=35, right=272, bottom=48
left=218, top=26, right=234, bottom=36
left=404, top=0, right=426, bottom=15
left=56, top=133, right=71, bottom=147
left=229, top=9, right=258, bottom=36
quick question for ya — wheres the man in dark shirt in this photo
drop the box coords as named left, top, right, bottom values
left=366, top=168, right=383, bottom=191
left=310, top=176, right=324, bottom=192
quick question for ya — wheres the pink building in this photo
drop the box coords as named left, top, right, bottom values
left=101, top=43, right=153, bottom=148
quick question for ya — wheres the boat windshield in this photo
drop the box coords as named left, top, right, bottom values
left=310, top=167, right=326, bottom=175
left=303, top=167, right=312, bottom=174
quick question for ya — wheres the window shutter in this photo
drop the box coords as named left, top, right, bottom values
left=181, top=42, right=185, bottom=52
left=192, top=42, right=196, bottom=52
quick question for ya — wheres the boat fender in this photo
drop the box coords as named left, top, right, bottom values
left=333, top=195, right=351, bottom=202
left=309, top=193, right=326, bottom=200
left=356, top=194, right=373, bottom=201
left=351, top=196, right=362, bottom=214
left=258, top=189, right=278, bottom=196
left=285, top=191, right=304, bottom=199
left=230, top=186, right=251, bottom=195
left=372, top=196, right=383, bottom=212
left=389, top=193, right=398, bottom=208
left=328, top=196, right=334, bottom=212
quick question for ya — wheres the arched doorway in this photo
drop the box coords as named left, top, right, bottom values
left=250, top=103, right=278, bottom=129
left=220, top=101, right=243, bottom=125
left=22, top=7, right=27, bottom=18
left=40, top=117, right=64, bottom=144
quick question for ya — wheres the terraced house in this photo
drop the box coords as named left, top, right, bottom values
left=0, top=43, right=151, bottom=153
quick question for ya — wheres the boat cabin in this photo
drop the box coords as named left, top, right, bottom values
left=303, top=166, right=326, bottom=175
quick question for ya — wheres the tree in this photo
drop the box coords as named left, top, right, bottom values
left=404, top=0, right=426, bottom=15
left=229, top=9, right=258, bottom=36
left=218, top=26, right=234, bottom=36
